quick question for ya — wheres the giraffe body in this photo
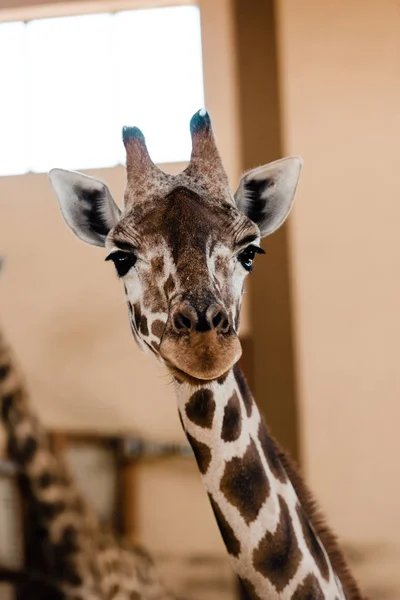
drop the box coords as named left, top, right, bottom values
left=50, top=110, right=365, bottom=599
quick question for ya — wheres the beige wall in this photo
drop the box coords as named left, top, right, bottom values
left=276, top=0, right=400, bottom=583
left=233, top=0, right=300, bottom=461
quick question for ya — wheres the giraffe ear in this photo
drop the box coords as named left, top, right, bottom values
left=49, top=169, right=121, bottom=247
left=234, top=156, right=302, bottom=237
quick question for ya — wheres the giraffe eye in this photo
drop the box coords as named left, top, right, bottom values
left=237, top=245, right=265, bottom=273
left=105, top=251, right=137, bottom=277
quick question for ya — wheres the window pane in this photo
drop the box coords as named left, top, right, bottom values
left=0, top=22, right=26, bottom=176
left=26, top=14, right=115, bottom=172
left=0, top=6, right=204, bottom=176
left=113, top=6, right=204, bottom=164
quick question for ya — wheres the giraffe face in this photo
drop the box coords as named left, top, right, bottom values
left=104, top=185, right=260, bottom=382
left=50, top=110, right=302, bottom=384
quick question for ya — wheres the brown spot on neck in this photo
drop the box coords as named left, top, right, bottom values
left=220, top=438, right=270, bottom=524
left=221, top=391, right=242, bottom=442
left=253, top=495, right=301, bottom=592
left=208, top=494, right=241, bottom=557
left=233, top=364, right=253, bottom=417
left=292, top=574, right=324, bottom=599
left=186, top=432, right=212, bottom=474
left=185, top=389, right=215, bottom=428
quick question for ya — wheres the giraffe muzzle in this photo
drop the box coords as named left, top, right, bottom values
left=159, top=302, right=242, bottom=382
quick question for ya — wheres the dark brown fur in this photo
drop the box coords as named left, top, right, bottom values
left=220, top=439, right=270, bottom=524
left=253, top=495, right=302, bottom=591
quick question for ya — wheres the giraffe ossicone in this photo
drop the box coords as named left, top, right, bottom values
left=50, top=109, right=364, bottom=599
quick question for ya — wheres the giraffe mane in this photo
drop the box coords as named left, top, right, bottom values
left=269, top=435, right=366, bottom=600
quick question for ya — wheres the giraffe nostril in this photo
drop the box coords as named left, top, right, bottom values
left=174, top=314, right=192, bottom=330
left=173, top=306, right=197, bottom=332
left=206, top=304, right=230, bottom=333
left=212, top=312, right=222, bottom=328
left=221, top=318, right=230, bottom=333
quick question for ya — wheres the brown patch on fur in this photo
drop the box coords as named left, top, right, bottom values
left=143, top=286, right=166, bottom=313
left=185, top=389, right=215, bottom=428
left=292, top=574, right=324, bottom=599
left=186, top=432, right=211, bottom=474
left=133, top=303, right=141, bottom=330
left=151, top=319, right=165, bottom=339
left=220, top=439, right=270, bottom=524
left=151, top=340, right=159, bottom=352
left=208, top=494, right=241, bottom=557
left=221, top=391, right=242, bottom=442
left=253, top=495, right=301, bottom=592
left=139, top=315, right=149, bottom=336
left=258, top=422, right=287, bottom=484
left=163, top=274, right=175, bottom=298
left=296, top=503, right=330, bottom=581
left=150, top=256, right=164, bottom=277
left=233, top=364, right=253, bottom=417
left=270, top=436, right=364, bottom=600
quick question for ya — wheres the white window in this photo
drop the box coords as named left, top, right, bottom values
left=0, top=5, right=204, bottom=176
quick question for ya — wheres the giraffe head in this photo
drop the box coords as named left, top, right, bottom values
left=50, top=111, right=301, bottom=384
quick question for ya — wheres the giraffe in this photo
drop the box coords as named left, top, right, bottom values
left=0, top=260, right=176, bottom=600
left=49, top=109, right=365, bottom=600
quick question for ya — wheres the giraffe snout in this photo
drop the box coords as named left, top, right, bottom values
left=160, top=300, right=241, bottom=383
left=171, top=302, right=230, bottom=334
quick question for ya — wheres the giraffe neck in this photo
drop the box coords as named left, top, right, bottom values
left=0, top=327, right=99, bottom=591
left=175, top=365, right=362, bottom=600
